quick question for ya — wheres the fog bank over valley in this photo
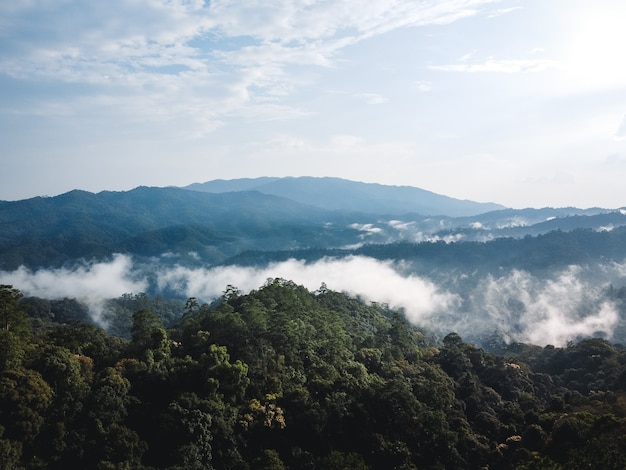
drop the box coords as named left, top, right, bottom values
left=3, top=254, right=626, bottom=347
left=3, top=180, right=626, bottom=348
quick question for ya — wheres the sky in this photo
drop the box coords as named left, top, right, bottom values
left=1, top=0, right=626, bottom=208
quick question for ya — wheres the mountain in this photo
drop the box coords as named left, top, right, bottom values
left=1, top=180, right=625, bottom=272
left=0, top=186, right=360, bottom=269
left=185, top=176, right=506, bottom=217
left=5, top=181, right=626, bottom=351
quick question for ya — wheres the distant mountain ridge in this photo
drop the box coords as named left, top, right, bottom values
left=1, top=179, right=625, bottom=272
left=184, top=176, right=506, bottom=217
left=0, top=186, right=357, bottom=269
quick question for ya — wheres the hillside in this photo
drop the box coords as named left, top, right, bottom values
left=4, top=282, right=626, bottom=469
left=185, top=176, right=506, bottom=217
left=1, top=182, right=625, bottom=273
left=0, top=186, right=358, bottom=269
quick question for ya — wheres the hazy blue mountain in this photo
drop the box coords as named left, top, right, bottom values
left=0, top=186, right=362, bottom=269
left=185, top=177, right=281, bottom=192
left=449, top=207, right=612, bottom=229
left=1, top=182, right=625, bottom=272
left=0, top=186, right=328, bottom=241
left=224, top=225, right=626, bottom=280
left=293, top=206, right=626, bottom=246
left=184, top=176, right=506, bottom=217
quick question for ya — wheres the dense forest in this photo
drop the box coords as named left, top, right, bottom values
left=2, top=184, right=625, bottom=271
left=2, top=282, right=626, bottom=469
left=224, top=226, right=626, bottom=274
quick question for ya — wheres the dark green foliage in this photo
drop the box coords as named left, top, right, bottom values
left=2, top=283, right=626, bottom=468
left=19, top=296, right=91, bottom=327
left=0, top=285, right=31, bottom=369
left=102, top=293, right=186, bottom=339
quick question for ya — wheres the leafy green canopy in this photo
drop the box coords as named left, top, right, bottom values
left=1, top=282, right=626, bottom=469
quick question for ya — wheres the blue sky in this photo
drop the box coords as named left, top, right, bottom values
left=1, top=0, right=626, bottom=208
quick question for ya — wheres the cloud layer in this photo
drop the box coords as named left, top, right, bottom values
left=0, top=254, right=147, bottom=324
left=458, top=267, right=619, bottom=346
left=2, top=254, right=625, bottom=346
left=157, top=256, right=457, bottom=321
left=0, top=0, right=498, bottom=126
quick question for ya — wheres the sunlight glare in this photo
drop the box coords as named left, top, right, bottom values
left=561, top=4, right=626, bottom=90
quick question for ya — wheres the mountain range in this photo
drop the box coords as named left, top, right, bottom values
left=4, top=187, right=626, bottom=470
left=184, top=176, right=505, bottom=217
left=1, top=176, right=625, bottom=271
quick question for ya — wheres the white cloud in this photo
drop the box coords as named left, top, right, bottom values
left=486, top=6, right=522, bottom=18
left=157, top=256, right=458, bottom=321
left=349, top=223, right=384, bottom=234
left=413, top=80, right=433, bottom=92
left=1, top=1, right=499, bottom=82
left=459, top=50, right=477, bottom=61
left=461, top=267, right=620, bottom=346
left=356, top=93, right=388, bottom=105
left=209, top=0, right=495, bottom=44
left=388, top=220, right=415, bottom=230
left=0, top=254, right=147, bottom=324
left=0, top=0, right=498, bottom=127
left=430, top=57, right=559, bottom=73
left=2, top=252, right=626, bottom=347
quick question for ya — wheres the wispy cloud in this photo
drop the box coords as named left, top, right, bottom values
left=1, top=1, right=498, bottom=81
left=413, top=80, right=433, bottom=92
left=461, top=267, right=619, bottom=346
left=0, top=0, right=498, bottom=130
left=430, top=57, right=559, bottom=73
left=355, top=93, right=388, bottom=105
left=486, top=6, right=522, bottom=19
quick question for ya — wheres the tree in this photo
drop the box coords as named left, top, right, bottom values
left=0, top=368, right=53, bottom=446
left=130, top=309, right=171, bottom=363
left=0, top=285, right=31, bottom=369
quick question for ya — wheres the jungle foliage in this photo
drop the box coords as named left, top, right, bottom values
left=2, top=282, right=626, bottom=469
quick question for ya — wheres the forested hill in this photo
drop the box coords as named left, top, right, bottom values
left=225, top=225, right=626, bottom=275
left=1, top=183, right=625, bottom=271
left=3, top=282, right=626, bottom=469
left=185, top=176, right=506, bottom=217
left=0, top=186, right=359, bottom=269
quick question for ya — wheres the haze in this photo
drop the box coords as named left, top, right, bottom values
left=2, top=0, right=626, bottom=208
left=2, top=254, right=622, bottom=347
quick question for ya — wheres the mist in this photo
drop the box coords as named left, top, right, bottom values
left=0, top=254, right=147, bottom=324
left=156, top=256, right=457, bottom=320
left=450, top=267, right=620, bottom=346
left=2, top=253, right=625, bottom=347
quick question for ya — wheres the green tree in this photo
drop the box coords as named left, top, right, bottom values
left=0, top=285, right=31, bottom=370
left=30, top=345, right=91, bottom=419
left=0, top=368, right=53, bottom=449
left=253, top=449, right=285, bottom=470
left=130, top=309, right=171, bottom=363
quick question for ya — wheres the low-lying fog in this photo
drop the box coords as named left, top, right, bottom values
left=3, top=253, right=626, bottom=347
